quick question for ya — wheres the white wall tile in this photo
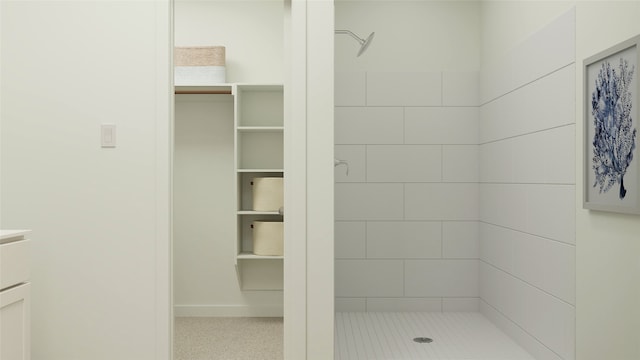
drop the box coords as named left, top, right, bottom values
left=335, top=298, right=366, bottom=312
left=335, top=107, right=404, bottom=144
left=481, top=301, right=564, bottom=360
left=367, top=145, right=442, bottom=182
left=335, top=260, right=404, bottom=297
left=366, top=298, right=442, bottom=312
left=367, top=72, right=441, bottom=106
left=513, top=233, right=576, bottom=305
left=443, top=72, right=479, bottom=106
left=443, top=221, right=479, bottom=258
left=479, top=140, right=513, bottom=183
left=480, top=263, right=575, bottom=360
left=405, top=260, right=479, bottom=297
left=480, top=223, right=517, bottom=274
left=442, top=298, right=480, bottom=312
left=335, top=184, right=404, bottom=220
left=481, top=223, right=575, bottom=305
left=405, top=183, right=479, bottom=220
left=480, top=184, right=528, bottom=230
left=511, top=126, right=576, bottom=184
left=526, top=184, right=575, bottom=244
left=335, top=145, right=366, bottom=183
left=543, top=125, right=575, bottom=184
left=443, top=145, right=479, bottom=182
left=405, top=107, right=479, bottom=145
left=366, top=221, right=442, bottom=259
left=480, top=64, right=575, bottom=144
left=335, top=71, right=366, bottom=106
left=335, top=221, right=366, bottom=259
left=480, top=9, right=575, bottom=103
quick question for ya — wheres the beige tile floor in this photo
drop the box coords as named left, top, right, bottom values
left=174, top=317, right=283, bottom=360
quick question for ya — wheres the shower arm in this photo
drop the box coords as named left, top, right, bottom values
left=335, top=30, right=365, bottom=46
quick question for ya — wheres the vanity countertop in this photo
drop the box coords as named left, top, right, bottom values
left=0, top=230, right=31, bottom=244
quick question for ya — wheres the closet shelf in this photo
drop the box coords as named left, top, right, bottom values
left=237, top=252, right=283, bottom=260
left=175, top=85, right=232, bottom=94
left=237, top=169, right=283, bottom=173
left=237, top=210, right=281, bottom=215
left=237, top=126, right=284, bottom=132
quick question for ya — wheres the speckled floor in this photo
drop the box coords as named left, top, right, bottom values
left=174, top=317, right=283, bottom=360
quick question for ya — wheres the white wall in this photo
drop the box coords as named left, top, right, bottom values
left=575, top=2, right=640, bottom=360
left=479, top=8, right=576, bottom=360
left=173, top=95, right=283, bottom=316
left=0, top=1, right=171, bottom=359
left=174, top=0, right=284, bottom=83
left=173, top=0, right=285, bottom=316
left=335, top=0, right=480, bottom=72
left=334, top=1, right=482, bottom=313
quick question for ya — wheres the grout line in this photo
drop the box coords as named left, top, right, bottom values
left=336, top=296, right=480, bottom=299
left=479, top=259, right=575, bottom=307
left=479, top=62, right=575, bottom=107
left=478, top=181, right=576, bottom=186
left=335, top=105, right=479, bottom=108
left=478, top=220, right=575, bottom=247
left=479, top=298, right=570, bottom=360
left=440, top=221, right=444, bottom=259
left=478, top=123, right=576, bottom=146
left=336, top=257, right=481, bottom=261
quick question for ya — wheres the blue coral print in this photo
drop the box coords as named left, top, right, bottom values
left=592, top=58, right=637, bottom=199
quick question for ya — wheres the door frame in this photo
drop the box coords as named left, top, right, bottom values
left=164, top=1, right=334, bottom=358
left=285, top=0, right=335, bottom=359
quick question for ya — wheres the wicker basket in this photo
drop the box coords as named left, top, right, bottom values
left=252, top=177, right=283, bottom=211
left=174, top=46, right=226, bottom=85
left=175, top=46, right=225, bottom=66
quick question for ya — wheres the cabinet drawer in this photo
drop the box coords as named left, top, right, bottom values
left=0, top=239, right=30, bottom=290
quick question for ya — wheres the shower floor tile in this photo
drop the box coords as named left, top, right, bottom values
left=335, top=312, right=535, bottom=360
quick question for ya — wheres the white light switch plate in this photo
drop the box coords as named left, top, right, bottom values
left=101, top=124, right=116, bottom=148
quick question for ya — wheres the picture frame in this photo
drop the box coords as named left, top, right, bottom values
left=584, top=35, right=640, bottom=214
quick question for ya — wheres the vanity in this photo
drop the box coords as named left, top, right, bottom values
left=0, top=230, right=31, bottom=360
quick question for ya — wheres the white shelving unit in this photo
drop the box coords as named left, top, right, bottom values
left=175, top=83, right=284, bottom=291
left=233, top=84, right=284, bottom=290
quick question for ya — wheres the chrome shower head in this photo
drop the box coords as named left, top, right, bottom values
left=357, top=32, right=375, bottom=57
left=335, top=29, right=375, bottom=57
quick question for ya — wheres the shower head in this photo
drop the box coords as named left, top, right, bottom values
left=335, top=29, right=375, bottom=57
left=357, top=32, right=375, bottom=57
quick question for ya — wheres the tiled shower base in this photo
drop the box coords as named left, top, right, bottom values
left=335, top=312, right=535, bottom=360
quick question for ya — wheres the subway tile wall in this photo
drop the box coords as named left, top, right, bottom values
left=335, top=70, right=481, bottom=312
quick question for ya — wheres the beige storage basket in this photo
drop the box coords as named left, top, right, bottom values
left=252, top=221, right=283, bottom=256
left=252, top=177, right=283, bottom=211
left=174, top=46, right=226, bottom=85
left=174, top=46, right=225, bottom=66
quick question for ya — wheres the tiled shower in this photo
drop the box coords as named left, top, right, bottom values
left=334, top=2, right=576, bottom=359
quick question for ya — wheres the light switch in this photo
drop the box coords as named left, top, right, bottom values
left=101, top=124, right=116, bottom=148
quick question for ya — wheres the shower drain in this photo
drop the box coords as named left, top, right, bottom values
left=413, top=337, right=433, bottom=344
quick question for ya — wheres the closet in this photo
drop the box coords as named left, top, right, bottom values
left=173, top=1, right=285, bottom=358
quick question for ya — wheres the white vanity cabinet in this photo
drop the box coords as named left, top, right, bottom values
left=0, top=230, right=31, bottom=360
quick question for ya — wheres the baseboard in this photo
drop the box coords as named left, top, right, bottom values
left=174, top=304, right=283, bottom=317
